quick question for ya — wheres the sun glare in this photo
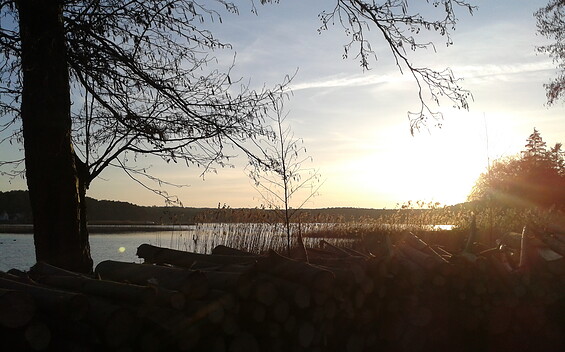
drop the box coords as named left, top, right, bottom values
left=341, top=116, right=490, bottom=208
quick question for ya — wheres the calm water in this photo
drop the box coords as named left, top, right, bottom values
left=0, top=223, right=453, bottom=271
left=0, top=231, right=194, bottom=272
left=0, top=223, right=293, bottom=271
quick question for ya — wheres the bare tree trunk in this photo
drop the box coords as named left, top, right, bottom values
left=17, top=0, right=93, bottom=273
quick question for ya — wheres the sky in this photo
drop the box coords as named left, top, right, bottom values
left=1, top=0, right=564, bottom=209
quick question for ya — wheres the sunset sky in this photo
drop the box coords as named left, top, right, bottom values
left=1, top=0, right=564, bottom=209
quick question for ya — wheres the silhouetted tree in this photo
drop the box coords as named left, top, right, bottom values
left=1, top=0, right=476, bottom=272
left=535, top=0, right=565, bottom=105
left=1, top=0, right=288, bottom=272
left=247, top=97, right=322, bottom=257
left=469, top=128, right=565, bottom=210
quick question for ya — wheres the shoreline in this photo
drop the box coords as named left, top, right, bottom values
left=0, top=224, right=195, bottom=234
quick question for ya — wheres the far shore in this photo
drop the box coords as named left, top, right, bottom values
left=0, top=223, right=195, bottom=234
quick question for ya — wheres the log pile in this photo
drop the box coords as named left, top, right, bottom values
left=1, top=230, right=564, bottom=351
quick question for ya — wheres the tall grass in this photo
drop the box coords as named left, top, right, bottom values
left=162, top=201, right=564, bottom=254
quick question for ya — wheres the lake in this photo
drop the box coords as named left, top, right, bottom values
left=0, top=222, right=454, bottom=271
left=0, top=223, right=299, bottom=271
left=0, top=232, right=169, bottom=271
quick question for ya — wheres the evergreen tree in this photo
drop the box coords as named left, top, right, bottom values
left=470, top=129, right=565, bottom=210
left=523, top=128, right=547, bottom=159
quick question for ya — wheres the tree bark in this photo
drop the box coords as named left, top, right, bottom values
left=17, top=0, right=93, bottom=273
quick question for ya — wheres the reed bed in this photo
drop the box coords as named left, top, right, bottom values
left=160, top=201, right=565, bottom=255
left=164, top=222, right=355, bottom=255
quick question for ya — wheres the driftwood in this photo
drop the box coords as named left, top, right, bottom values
left=256, top=250, right=335, bottom=292
left=86, top=297, right=137, bottom=348
left=543, top=234, right=565, bottom=257
left=30, top=261, right=86, bottom=278
left=33, top=274, right=158, bottom=305
left=0, top=276, right=88, bottom=321
left=2, top=238, right=565, bottom=351
left=95, top=260, right=208, bottom=299
left=211, top=245, right=254, bottom=256
left=137, top=243, right=260, bottom=268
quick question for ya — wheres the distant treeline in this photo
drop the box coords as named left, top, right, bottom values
left=0, top=190, right=430, bottom=224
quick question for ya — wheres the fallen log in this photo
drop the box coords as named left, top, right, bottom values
left=33, top=274, right=158, bottom=306
left=202, top=270, right=249, bottom=292
left=543, top=235, right=565, bottom=257
left=245, top=274, right=311, bottom=310
left=0, top=276, right=88, bottom=321
left=320, top=240, right=353, bottom=257
left=229, top=332, right=260, bottom=352
left=0, top=288, right=36, bottom=328
left=406, top=232, right=449, bottom=264
left=95, top=260, right=208, bottom=299
left=306, top=247, right=345, bottom=259
left=85, top=297, right=137, bottom=349
left=26, top=320, right=52, bottom=351
left=397, top=242, right=442, bottom=271
left=256, top=250, right=334, bottom=292
left=137, top=243, right=260, bottom=268
left=211, top=245, right=254, bottom=256
left=30, top=261, right=86, bottom=279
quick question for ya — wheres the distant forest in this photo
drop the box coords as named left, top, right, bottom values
left=0, top=190, right=408, bottom=225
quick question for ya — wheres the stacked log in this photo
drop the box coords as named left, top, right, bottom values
left=1, top=228, right=565, bottom=351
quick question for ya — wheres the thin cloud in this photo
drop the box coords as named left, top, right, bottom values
left=455, top=61, right=555, bottom=82
left=290, top=72, right=409, bottom=91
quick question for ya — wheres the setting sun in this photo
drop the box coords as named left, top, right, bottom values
left=0, top=1, right=564, bottom=351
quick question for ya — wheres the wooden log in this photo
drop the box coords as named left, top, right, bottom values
left=320, top=240, right=352, bottom=257
left=155, top=286, right=186, bottom=310
left=297, top=320, right=316, bottom=349
left=406, top=232, right=449, bottom=263
left=186, top=298, right=226, bottom=325
left=251, top=277, right=278, bottom=306
left=24, top=320, right=51, bottom=351
left=229, top=332, right=260, bottom=352
left=432, top=245, right=454, bottom=260
left=239, top=300, right=267, bottom=323
left=307, top=255, right=367, bottom=268
left=196, top=335, right=228, bottom=352
left=251, top=274, right=311, bottom=309
left=85, top=297, right=137, bottom=349
left=33, top=274, right=158, bottom=306
left=30, top=261, right=86, bottom=278
left=528, top=245, right=565, bottom=278
left=346, top=333, right=365, bottom=352
left=341, top=246, right=373, bottom=258
left=0, top=288, right=36, bottom=328
left=203, top=270, right=247, bottom=292
left=306, top=247, right=344, bottom=259
left=256, top=250, right=334, bottom=292
left=0, top=270, right=37, bottom=285
left=0, top=276, right=88, bottom=321
left=190, top=261, right=254, bottom=273
left=45, top=315, right=100, bottom=349
left=136, top=305, right=204, bottom=351
left=95, top=260, right=208, bottom=299
left=398, top=242, right=441, bottom=271
left=269, top=298, right=290, bottom=323
left=543, top=235, right=565, bottom=257
left=222, top=312, right=240, bottom=336
left=137, top=243, right=260, bottom=267
left=212, top=245, right=255, bottom=256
